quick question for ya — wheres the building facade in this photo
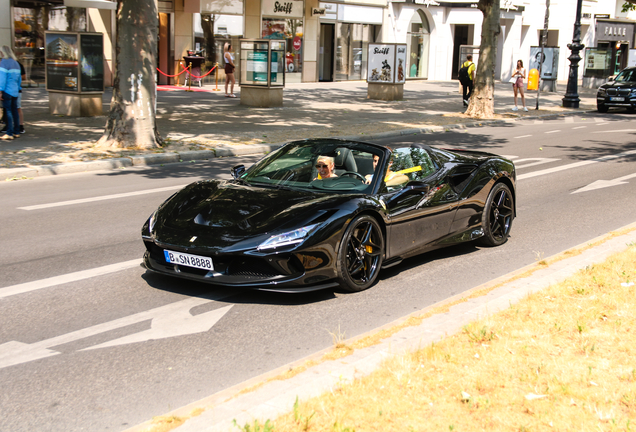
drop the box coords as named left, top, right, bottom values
left=1, top=0, right=635, bottom=88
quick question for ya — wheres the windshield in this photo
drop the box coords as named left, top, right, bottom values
left=240, top=140, right=384, bottom=193
left=615, top=69, right=636, bottom=83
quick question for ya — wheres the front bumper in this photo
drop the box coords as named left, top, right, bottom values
left=142, top=239, right=338, bottom=292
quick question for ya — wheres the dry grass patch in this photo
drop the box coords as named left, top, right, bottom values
left=272, top=244, right=636, bottom=431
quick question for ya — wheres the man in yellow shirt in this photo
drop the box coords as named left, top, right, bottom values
left=460, top=54, right=476, bottom=107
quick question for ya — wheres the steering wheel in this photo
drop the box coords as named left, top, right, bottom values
left=340, top=171, right=366, bottom=182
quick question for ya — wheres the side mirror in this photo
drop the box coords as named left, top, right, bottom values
left=608, top=76, right=615, bottom=82
left=231, top=164, right=246, bottom=179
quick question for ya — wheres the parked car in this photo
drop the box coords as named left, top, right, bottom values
left=597, top=66, right=636, bottom=113
left=141, top=139, right=516, bottom=293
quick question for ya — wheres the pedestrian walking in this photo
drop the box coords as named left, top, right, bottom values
left=459, top=54, right=475, bottom=107
left=511, top=59, right=527, bottom=112
left=224, top=43, right=236, bottom=98
left=0, top=45, right=21, bottom=140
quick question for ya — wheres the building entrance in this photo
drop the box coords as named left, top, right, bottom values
left=319, top=23, right=334, bottom=82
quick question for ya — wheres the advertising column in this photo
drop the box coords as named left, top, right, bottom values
left=46, top=32, right=104, bottom=116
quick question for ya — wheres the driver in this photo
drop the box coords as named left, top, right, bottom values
left=314, top=156, right=338, bottom=180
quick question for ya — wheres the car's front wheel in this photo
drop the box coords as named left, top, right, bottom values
left=336, top=215, right=384, bottom=292
left=478, top=182, right=514, bottom=247
left=597, top=101, right=609, bottom=113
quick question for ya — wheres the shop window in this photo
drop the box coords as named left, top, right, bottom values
left=406, top=10, right=430, bottom=79
left=335, top=23, right=374, bottom=81
left=262, top=18, right=303, bottom=82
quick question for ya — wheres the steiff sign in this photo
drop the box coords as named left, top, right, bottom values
left=262, top=0, right=304, bottom=18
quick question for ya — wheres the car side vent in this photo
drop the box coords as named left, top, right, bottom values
left=449, top=165, right=478, bottom=192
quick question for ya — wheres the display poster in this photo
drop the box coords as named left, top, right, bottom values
left=45, top=32, right=79, bottom=92
left=395, top=45, right=407, bottom=83
left=80, top=34, right=104, bottom=92
left=586, top=50, right=609, bottom=70
left=529, top=47, right=560, bottom=80
left=247, top=50, right=268, bottom=83
left=367, top=44, right=395, bottom=83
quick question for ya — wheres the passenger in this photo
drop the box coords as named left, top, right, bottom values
left=365, top=154, right=409, bottom=186
left=314, top=156, right=338, bottom=180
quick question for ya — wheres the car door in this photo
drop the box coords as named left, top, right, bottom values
left=381, top=147, right=458, bottom=258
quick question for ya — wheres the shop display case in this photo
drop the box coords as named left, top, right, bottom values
left=239, top=39, right=285, bottom=107
left=45, top=31, right=104, bottom=116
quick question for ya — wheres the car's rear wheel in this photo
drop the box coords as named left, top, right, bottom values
left=478, top=182, right=514, bottom=247
left=597, top=102, right=608, bottom=113
left=336, top=215, right=384, bottom=292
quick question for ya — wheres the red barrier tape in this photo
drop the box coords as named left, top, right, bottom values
left=185, top=64, right=217, bottom=79
left=156, top=67, right=189, bottom=78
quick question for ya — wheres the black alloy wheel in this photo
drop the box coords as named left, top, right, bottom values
left=478, top=182, right=514, bottom=247
left=337, top=215, right=384, bottom=292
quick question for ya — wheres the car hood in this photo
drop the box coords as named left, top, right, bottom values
left=599, top=81, right=636, bottom=90
left=156, top=180, right=348, bottom=250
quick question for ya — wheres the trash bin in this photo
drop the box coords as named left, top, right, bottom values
left=527, top=68, right=539, bottom=90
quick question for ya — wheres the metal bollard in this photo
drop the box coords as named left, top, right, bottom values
left=213, top=62, right=221, bottom=91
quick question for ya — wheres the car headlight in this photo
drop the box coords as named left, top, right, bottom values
left=148, top=211, right=158, bottom=232
left=258, top=224, right=320, bottom=251
left=597, top=88, right=606, bottom=96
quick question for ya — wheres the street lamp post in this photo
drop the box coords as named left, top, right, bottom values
left=563, top=0, right=584, bottom=108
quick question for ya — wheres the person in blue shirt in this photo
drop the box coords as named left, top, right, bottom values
left=0, top=45, right=22, bottom=140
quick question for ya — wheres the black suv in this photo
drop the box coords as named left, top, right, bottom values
left=597, top=67, right=636, bottom=112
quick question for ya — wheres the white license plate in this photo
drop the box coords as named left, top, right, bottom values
left=610, top=97, right=625, bottom=102
left=164, top=249, right=214, bottom=271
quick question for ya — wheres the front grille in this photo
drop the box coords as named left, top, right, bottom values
left=227, top=259, right=282, bottom=277
left=607, top=88, right=632, bottom=97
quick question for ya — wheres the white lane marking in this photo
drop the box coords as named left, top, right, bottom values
left=572, top=172, right=636, bottom=194
left=518, top=149, right=636, bottom=180
left=17, top=185, right=186, bottom=211
left=573, top=126, right=586, bottom=130
left=0, top=259, right=141, bottom=300
left=595, top=121, right=608, bottom=125
left=0, top=298, right=233, bottom=369
left=513, top=158, right=560, bottom=169
left=545, top=130, right=561, bottom=134
left=591, top=129, right=636, bottom=133
left=514, top=135, right=532, bottom=139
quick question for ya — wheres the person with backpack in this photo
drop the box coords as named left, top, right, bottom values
left=459, top=54, right=475, bottom=107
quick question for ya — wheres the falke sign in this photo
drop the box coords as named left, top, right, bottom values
left=263, top=0, right=304, bottom=18
left=597, top=21, right=634, bottom=42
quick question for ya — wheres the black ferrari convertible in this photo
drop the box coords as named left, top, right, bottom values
left=142, top=139, right=516, bottom=293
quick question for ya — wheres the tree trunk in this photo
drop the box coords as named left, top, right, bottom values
left=98, top=0, right=162, bottom=149
left=465, top=0, right=500, bottom=119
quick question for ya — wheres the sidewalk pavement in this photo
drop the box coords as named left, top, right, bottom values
left=1, top=80, right=597, bottom=181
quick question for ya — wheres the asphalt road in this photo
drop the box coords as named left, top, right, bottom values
left=1, top=113, right=636, bottom=432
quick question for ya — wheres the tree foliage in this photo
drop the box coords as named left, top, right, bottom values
left=622, top=1, right=636, bottom=13
left=465, top=0, right=501, bottom=119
